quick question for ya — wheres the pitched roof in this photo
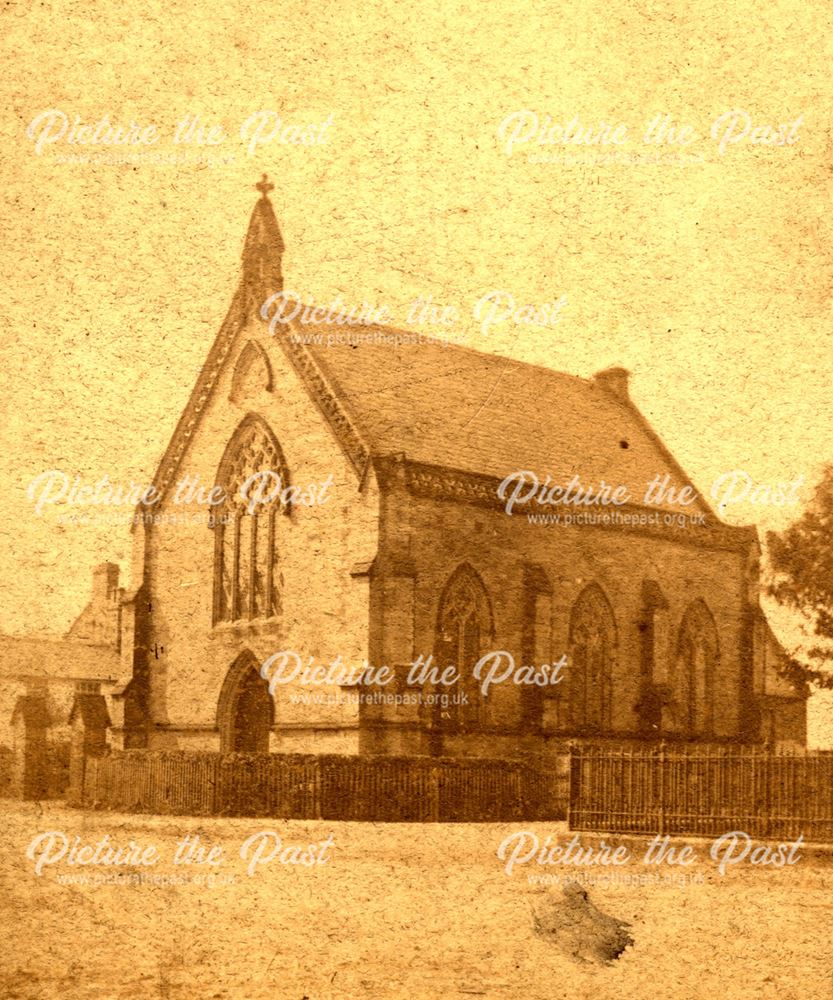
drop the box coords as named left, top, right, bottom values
left=300, top=333, right=708, bottom=512
left=150, top=187, right=721, bottom=519
left=0, top=635, right=119, bottom=682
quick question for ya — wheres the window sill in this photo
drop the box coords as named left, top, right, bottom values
left=210, top=618, right=282, bottom=639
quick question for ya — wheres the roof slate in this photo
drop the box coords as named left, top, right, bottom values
left=302, top=334, right=700, bottom=509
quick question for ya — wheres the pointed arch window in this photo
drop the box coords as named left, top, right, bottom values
left=673, top=601, right=718, bottom=737
left=432, top=564, right=495, bottom=733
left=567, top=584, right=617, bottom=732
left=212, top=416, right=290, bottom=624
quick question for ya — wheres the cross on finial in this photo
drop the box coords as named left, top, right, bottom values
left=255, top=173, right=274, bottom=198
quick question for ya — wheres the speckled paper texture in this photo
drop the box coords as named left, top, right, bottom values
left=2, top=2, right=832, bottom=998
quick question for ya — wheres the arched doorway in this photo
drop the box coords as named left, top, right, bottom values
left=218, top=652, right=275, bottom=752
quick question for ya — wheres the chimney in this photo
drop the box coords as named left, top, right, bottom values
left=593, top=366, right=631, bottom=403
left=66, top=563, right=122, bottom=646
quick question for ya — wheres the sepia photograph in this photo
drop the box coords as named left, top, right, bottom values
left=2, top=1, right=833, bottom=997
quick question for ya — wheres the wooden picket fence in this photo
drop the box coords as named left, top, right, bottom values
left=568, top=744, right=833, bottom=841
left=79, top=750, right=567, bottom=822
left=74, top=745, right=833, bottom=838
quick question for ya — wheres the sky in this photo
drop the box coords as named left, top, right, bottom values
left=1, top=0, right=832, bottom=742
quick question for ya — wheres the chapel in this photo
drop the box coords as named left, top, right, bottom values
left=105, top=178, right=806, bottom=760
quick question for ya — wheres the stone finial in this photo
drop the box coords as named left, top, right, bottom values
left=255, top=173, right=274, bottom=198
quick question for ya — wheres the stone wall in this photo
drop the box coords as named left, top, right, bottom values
left=362, top=474, right=779, bottom=755
left=136, top=317, right=379, bottom=751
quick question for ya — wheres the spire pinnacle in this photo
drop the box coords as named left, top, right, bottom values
left=242, top=175, right=284, bottom=302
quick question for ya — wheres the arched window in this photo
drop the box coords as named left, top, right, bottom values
left=229, top=341, right=273, bottom=404
left=432, top=564, right=494, bottom=733
left=567, top=584, right=616, bottom=732
left=212, top=415, right=289, bottom=624
left=673, top=600, right=718, bottom=737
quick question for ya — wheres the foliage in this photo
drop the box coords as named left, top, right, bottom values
left=767, top=463, right=833, bottom=689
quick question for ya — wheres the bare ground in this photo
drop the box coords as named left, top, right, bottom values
left=2, top=802, right=832, bottom=1000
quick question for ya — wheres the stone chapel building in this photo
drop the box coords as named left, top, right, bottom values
left=107, top=178, right=806, bottom=761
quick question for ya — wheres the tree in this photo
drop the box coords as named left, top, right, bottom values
left=766, top=463, right=833, bottom=690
